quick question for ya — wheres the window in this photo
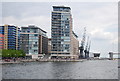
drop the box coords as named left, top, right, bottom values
left=34, top=30, right=37, bottom=33
left=66, top=26, right=68, bottom=28
left=35, top=42, right=37, bottom=44
left=65, top=34, right=69, bottom=36
left=34, top=34, right=38, bottom=36
left=34, top=44, right=38, bottom=47
left=61, top=39, right=64, bottom=41
left=29, top=47, right=31, bottom=49
left=34, top=50, right=38, bottom=52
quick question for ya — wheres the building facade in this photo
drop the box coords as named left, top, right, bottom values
left=48, top=38, right=51, bottom=54
left=51, top=6, right=79, bottom=59
left=0, top=25, right=20, bottom=50
left=20, top=25, right=48, bottom=58
left=0, top=26, right=4, bottom=49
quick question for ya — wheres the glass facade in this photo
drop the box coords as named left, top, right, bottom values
left=8, top=26, right=16, bottom=49
left=21, top=26, right=39, bottom=55
left=0, top=25, right=20, bottom=50
left=0, top=26, right=4, bottom=49
left=28, top=34, right=39, bottom=54
left=51, top=6, right=71, bottom=54
left=21, top=25, right=48, bottom=55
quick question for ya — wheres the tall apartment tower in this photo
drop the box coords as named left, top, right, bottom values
left=51, top=6, right=79, bottom=59
left=20, top=25, right=48, bottom=59
left=0, top=25, right=20, bottom=50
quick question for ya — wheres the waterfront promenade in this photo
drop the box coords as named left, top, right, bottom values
left=1, top=59, right=84, bottom=64
left=1, top=58, right=119, bottom=64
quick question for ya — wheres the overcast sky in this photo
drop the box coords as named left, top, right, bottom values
left=1, top=2, right=118, bottom=57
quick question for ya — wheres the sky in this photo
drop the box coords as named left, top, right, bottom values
left=1, top=2, right=118, bottom=57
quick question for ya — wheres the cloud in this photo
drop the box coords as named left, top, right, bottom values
left=73, top=2, right=118, bottom=47
left=3, top=16, right=51, bottom=37
left=90, top=29, right=114, bottom=40
left=2, top=2, right=118, bottom=57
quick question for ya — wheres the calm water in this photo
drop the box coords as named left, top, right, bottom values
left=2, top=60, right=118, bottom=79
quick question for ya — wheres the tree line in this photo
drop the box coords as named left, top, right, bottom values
left=1, top=49, right=26, bottom=58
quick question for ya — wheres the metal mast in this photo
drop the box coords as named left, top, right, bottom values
left=84, top=36, right=89, bottom=58
left=87, top=40, right=91, bottom=58
left=79, top=27, right=86, bottom=58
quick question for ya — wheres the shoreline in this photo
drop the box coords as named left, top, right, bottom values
left=1, top=59, right=84, bottom=64
left=0, top=58, right=119, bottom=64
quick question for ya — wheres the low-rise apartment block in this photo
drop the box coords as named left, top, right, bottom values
left=20, top=25, right=48, bottom=59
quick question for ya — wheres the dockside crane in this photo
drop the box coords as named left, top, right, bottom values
left=87, top=40, right=91, bottom=58
left=79, top=27, right=86, bottom=58
left=84, top=36, right=89, bottom=58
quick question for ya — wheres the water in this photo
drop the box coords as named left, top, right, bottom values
left=2, top=60, right=118, bottom=79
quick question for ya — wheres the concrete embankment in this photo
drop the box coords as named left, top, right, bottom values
left=2, top=58, right=117, bottom=64
left=21, top=59, right=84, bottom=62
left=1, top=59, right=84, bottom=64
left=1, top=61, right=21, bottom=64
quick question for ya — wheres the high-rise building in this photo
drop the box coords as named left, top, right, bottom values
left=20, top=25, right=48, bottom=59
left=0, top=25, right=20, bottom=50
left=51, top=6, right=79, bottom=59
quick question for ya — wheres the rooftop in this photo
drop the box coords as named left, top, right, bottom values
left=21, top=25, right=47, bottom=33
left=53, top=5, right=71, bottom=9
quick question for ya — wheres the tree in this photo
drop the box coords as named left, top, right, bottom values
left=2, top=49, right=26, bottom=58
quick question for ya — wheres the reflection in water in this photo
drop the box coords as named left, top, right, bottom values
left=2, top=60, right=118, bottom=79
left=51, top=62, right=76, bottom=79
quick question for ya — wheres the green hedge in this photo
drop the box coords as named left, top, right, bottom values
left=1, top=49, right=26, bottom=57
